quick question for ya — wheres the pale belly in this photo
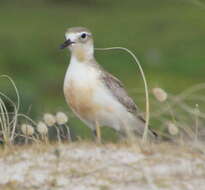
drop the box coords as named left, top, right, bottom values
left=64, top=78, right=134, bottom=131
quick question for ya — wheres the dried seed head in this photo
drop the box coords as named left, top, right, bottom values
left=43, top=113, right=56, bottom=126
left=56, top=112, right=68, bottom=125
left=37, top=121, right=48, bottom=135
left=194, top=104, right=200, bottom=115
left=21, top=124, right=34, bottom=136
left=152, top=87, right=168, bottom=102
left=167, top=122, right=179, bottom=136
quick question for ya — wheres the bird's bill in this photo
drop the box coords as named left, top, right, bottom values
left=59, top=39, right=74, bottom=49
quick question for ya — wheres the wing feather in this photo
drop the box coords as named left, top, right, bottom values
left=102, top=71, right=139, bottom=114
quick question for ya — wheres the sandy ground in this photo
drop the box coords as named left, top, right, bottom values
left=0, top=142, right=205, bottom=190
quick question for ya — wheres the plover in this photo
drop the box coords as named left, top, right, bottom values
left=60, top=27, right=157, bottom=141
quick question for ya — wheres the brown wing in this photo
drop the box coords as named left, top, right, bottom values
left=102, top=71, right=139, bottom=114
left=101, top=71, right=158, bottom=138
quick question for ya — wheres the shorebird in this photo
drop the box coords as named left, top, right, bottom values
left=60, top=27, right=157, bottom=141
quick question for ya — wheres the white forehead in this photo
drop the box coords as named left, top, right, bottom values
left=65, top=32, right=78, bottom=40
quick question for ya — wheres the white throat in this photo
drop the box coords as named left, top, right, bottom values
left=70, top=43, right=94, bottom=63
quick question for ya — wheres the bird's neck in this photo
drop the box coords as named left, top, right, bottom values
left=71, top=46, right=94, bottom=63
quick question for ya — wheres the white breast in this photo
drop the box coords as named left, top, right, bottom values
left=64, top=57, right=100, bottom=89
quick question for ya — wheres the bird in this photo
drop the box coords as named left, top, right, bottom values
left=60, top=27, right=157, bottom=141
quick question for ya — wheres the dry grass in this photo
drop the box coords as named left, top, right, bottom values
left=0, top=75, right=20, bottom=145
left=0, top=76, right=71, bottom=146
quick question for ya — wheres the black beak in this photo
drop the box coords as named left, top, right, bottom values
left=59, top=39, right=74, bottom=49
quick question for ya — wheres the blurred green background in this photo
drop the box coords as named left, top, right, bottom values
left=0, top=0, right=205, bottom=139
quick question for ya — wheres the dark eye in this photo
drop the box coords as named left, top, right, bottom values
left=81, top=33, right=87, bottom=39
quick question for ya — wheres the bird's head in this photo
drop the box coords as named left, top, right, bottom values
left=60, top=27, right=94, bottom=61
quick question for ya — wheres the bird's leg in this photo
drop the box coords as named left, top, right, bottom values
left=92, top=129, right=100, bottom=143
left=95, top=120, right=101, bottom=143
left=92, top=128, right=101, bottom=143
left=92, top=129, right=97, bottom=139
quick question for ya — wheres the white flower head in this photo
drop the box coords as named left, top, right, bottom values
left=21, top=124, right=34, bottom=136
left=37, top=121, right=48, bottom=135
left=167, top=122, right=179, bottom=136
left=152, top=87, right=168, bottom=102
left=43, top=113, right=56, bottom=126
left=56, top=112, right=68, bottom=125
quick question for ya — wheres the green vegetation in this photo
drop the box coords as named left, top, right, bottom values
left=0, top=0, right=205, bottom=139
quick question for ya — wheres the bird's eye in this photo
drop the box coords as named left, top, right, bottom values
left=81, top=33, right=87, bottom=39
